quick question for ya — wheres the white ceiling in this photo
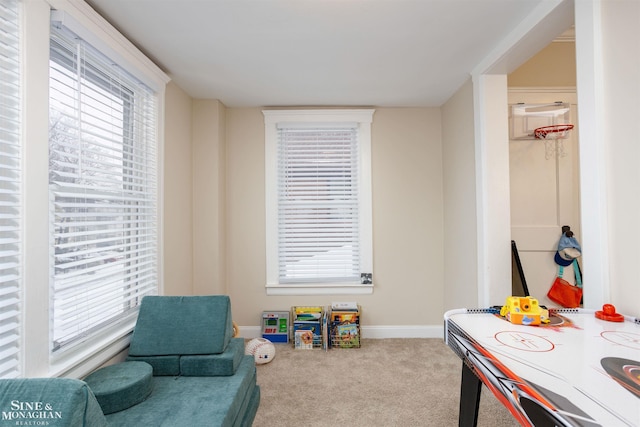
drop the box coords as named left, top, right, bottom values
left=85, top=0, right=572, bottom=108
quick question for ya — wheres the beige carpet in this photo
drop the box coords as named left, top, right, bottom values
left=251, top=338, right=519, bottom=426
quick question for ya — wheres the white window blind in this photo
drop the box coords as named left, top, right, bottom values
left=49, top=21, right=158, bottom=353
left=277, top=126, right=361, bottom=283
left=0, top=0, right=22, bottom=379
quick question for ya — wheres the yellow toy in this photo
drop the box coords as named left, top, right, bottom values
left=500, top=296, right=548, bottom=326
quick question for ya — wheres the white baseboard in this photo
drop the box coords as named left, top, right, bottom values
left=238, top=325, right=444, bottom=340
left=361, top=325, right=443, bottom=339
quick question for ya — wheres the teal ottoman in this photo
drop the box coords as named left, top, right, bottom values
left=85, top=361, right=153, bottom=414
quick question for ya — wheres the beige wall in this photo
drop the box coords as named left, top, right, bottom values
left=163, top=82, right=194, bottom=295
left=508, top=41, right=576, bottom=87
left=192, top=100, right=227, bottom=295
left=163, top=95, right=464, bottom=328
left=165, top=100, right=447, bottom=328
left=163, top=93, right=228, bottom=296
left=224, top=108, right=266, bottom=321
left=220, top=107, right=445, bottom=327
left=441, top=78, right=478, bottom=311
left=369, top=108, right=444, bottom=325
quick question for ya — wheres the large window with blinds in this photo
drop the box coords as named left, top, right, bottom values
left=0, top=0, right=21, bottom=379
left=48, top=20, right=159, bottom=353
left=263, top=110, right=374, bottom=295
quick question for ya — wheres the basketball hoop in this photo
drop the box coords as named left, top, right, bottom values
left=533, top=124, right=574, bottom=160
left=533, top=124, right=574, bottom=140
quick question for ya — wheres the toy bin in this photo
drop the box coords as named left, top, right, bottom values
left=330, top=306, right=361, bottom=348
left=291, top=306, right=326, bottom=349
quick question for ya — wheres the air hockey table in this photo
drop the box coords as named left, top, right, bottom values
left=444, top=307, right=640, bottom=426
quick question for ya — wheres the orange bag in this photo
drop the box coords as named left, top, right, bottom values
left=547, top=260, right=582, bottom=308
left=547, top=277, right=582, bottom=308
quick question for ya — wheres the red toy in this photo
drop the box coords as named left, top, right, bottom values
left=595, top=304, right=624, bottom=322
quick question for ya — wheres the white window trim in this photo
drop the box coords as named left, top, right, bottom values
left=263, top=109, right=374, bottom=296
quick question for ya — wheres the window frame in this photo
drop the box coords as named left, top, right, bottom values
left=18, top=0, right=168, bottom=378
left=263, top=109, right=374, bottom=295
left=48, top=20, right=159, bottom=356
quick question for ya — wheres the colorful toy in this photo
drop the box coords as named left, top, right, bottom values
left=262, top=311, right=289, bottom=343
left=500, top=296, right=545, bottom=326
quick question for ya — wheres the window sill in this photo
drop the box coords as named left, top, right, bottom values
left=49, top=320, right=134, bottom=379
left=266, top=283, right=374, bottom=296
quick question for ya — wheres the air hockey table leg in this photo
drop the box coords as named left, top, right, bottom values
left=459, top=362, right=482, bottom=427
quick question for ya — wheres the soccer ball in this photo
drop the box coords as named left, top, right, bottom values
left=245, top=338, right=276, bottom=365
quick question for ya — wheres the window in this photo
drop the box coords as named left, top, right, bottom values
left=0, top=0, right=21, bottom=379
left=264, top=110, right=374, bottom=295
left=48, top=19, right=158, bottom=353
